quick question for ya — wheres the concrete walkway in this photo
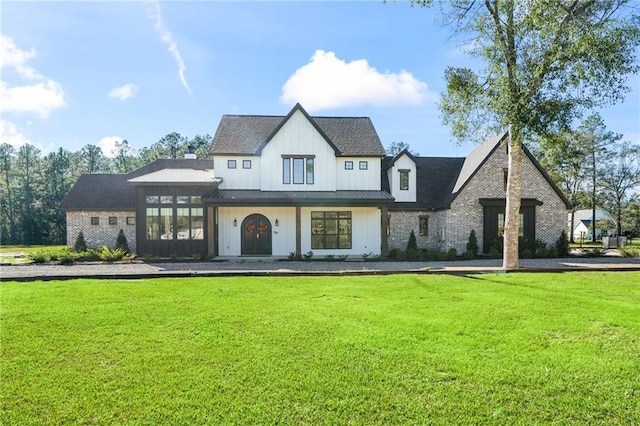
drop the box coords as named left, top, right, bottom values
left=2, top=255, right=640, bottom=281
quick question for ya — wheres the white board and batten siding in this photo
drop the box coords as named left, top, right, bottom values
left=335, top=158, right=382, bottom=190
left=217, top=207, right=296, bottom=256
left=386, top=153, right=417, bottom=203
left=260, top=110, right=337, bottom=191
left=217, top=206, right=382, bottom=256
left=215, top=155, right=261, bottom=190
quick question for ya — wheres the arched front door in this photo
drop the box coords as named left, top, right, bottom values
left=241, top=214, right=272, bottom=255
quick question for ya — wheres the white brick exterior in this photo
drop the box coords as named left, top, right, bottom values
left=66, top=211, right=137, bottom=252
left=390, top=145, right=569, bottom=254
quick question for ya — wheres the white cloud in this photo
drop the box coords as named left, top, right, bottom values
left=146, top=0, right=192, bottom=94
left=281, top=50, right=431, bottom=112
left=0, top=81, right=66, bottom=118
left=0, top=34, right=66, bottom=118
left=108, top=83, right=139, bottom=101
left=0, top=120, right=31, bottom=149
left=97, top=136, right=124, bottom=158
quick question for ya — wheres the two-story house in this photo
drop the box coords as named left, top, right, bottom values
left=61, top=104, right=570, bottom=258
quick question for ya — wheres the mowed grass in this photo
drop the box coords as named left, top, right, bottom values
left=2, top=273, right=640, bottom=425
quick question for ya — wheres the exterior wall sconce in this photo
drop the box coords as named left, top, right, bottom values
left=233, top=218, right=237, bottom=227
left=275, top=218, right=279, bottom=227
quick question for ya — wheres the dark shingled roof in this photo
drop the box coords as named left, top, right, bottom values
left=61, top=159, right=215, bottom=211
left=210, top=103, right=385, bottom=157
left=202, top=190, right=394, bottom=206
left=60, top=174, right=136, bottom=211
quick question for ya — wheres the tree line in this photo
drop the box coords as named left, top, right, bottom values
left=534, top=114, right=640, bottom=241
left=0, top=133, right=211, bottom=246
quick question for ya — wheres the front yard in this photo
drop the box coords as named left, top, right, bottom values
left=2, top=273, right=639, bottom=424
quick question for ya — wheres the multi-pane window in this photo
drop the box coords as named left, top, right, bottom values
left=359, top=161, right=368, bottom=170
left=126, top=216, right=135, bottom=225
left=176, top=208, right=204, bottom=240
left=345, top=161, right=353, bottom=170
left=228, top=160, right=237, bottom=169
left=109, top=216, right=118, bottom=225
left=419, top=217, right=428, bottom=236
left=497, top=213, right=524, bottom=237
left=146, top=195, right=203, bottom=240
left=90, top=217, right=99, bottom=225
left=283, top=156, right=314, bottom=185
left=400, top=170, right=410, bottom=190
left=311, top=211, right=352, bottom=249
left=243, top=160, right=252, bottom=169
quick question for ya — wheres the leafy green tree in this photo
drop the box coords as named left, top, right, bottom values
left=80, top=144, right=108, bottom=173
left=600, top=142, right=640, bottom=236
left=576, top=115, right=620, bottom=242
left=412, top=0, right=640, bottom=269
left=0, top=144, right=17, bottom=244
left=386, top=142, right=419, bottom=156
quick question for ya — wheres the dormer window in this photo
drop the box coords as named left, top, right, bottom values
left=283, top=156, right=314, bottom=185
left=399, top=169, right=410, bottom=190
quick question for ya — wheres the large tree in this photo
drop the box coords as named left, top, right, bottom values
left=600, top=141, right=640, bottom=236
left=414, top=0, right=640, bottom=269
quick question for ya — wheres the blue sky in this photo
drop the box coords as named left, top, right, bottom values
left=1, top=1, right=638, bottom=159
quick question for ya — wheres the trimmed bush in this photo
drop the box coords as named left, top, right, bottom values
left=73, top=231, right=87, bottom=252
left=115, top=229, right=130, bottom=254
left=466, top=230, right=478, bottom=257
left=556, top=230, right=569, bottom=256
left=407, top=230, right=418, bottom=251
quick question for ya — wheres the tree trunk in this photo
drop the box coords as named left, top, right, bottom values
left=503, top=131, right=523, bottom=270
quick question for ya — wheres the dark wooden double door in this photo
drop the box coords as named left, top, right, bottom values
left=241, top=214, right=272, bottom=255
left=483, top=205, right=535, bottom=253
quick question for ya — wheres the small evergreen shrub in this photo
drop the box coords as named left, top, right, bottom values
left=28, top=251, right=49, bottom=264
left=192, top=253, right=202, bottom=260
left=404, top=248, right=419, bottom=261
left=425, top=249, right=440, bottom=261
left=115, top=229, right=130, bottom=254
left=387, top=248, right=400, bottom=260
left=58, top=249, right=80, bottom=265
left=466, top=230, right=478, bottom=258
left=447, top=248, right=457, bottom=260
left=407, top=230, right=418, bottom=251
left=74, top=231, right=87, bottom=252
left=288, top=252, right=298, bottom=260
left=556, top=230, right=569, bottom=256
left=97, top=246, right=131, bottom=262
left=303, top=251, right=314, bottom=260
left=521, top=249, right=534, bottom=259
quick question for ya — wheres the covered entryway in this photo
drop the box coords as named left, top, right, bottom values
left=480, top=199, right=541, bottom=253
left=241, top=214, right=272, bottom=255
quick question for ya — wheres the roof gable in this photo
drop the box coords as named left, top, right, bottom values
left=384, top=149, right=419, bottom=170
left=209, top=104, right=385, bottom=157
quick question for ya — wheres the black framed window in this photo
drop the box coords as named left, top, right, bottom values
left=243, top=160, right=252, bottom=169
left=146, top=195, right=203, bottom=240
left=283, top=156, right=314, bottom=184
left=126, top=216, right=135, bottom=225
left=228, top=160, right=236, bottom=169
left=311, top=211, right=352, bottom=249
left=109, top=216, right=118, bottom=225
left=90, top=217, right=99, bottom=225
left=345, top=161, right=353, bottom=170
left=419, top=217, right=428, bottom=236
left=359, top=161, right=368, bottom=170
left=400, top=170, right=409, bottom=190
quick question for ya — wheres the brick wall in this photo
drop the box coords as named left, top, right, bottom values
left=447, top=145, right=569, bottom=254
left=388, top=210, right=448, bottom=251
left=66, top=211, right=137, bottom=252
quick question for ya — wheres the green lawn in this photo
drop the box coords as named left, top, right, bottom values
left=2, top=273, right=640, bottom=424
